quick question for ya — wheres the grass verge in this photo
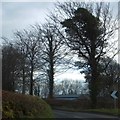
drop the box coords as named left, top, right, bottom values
left=83, top=108, right=120, bottom=116
left=53, top=107, right=120, bottom=116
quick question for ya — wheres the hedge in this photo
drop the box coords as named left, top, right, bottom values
left=2, top=90, right=53, bottom=119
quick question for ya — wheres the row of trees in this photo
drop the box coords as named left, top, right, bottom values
left=54, top=80, right=88, bottom=95
left=2, top=2, right=119, bottom=108
left=2, top=23, right=70, bottom=97
left=2, top=42, right=119, bottom=97
left=33, top=80, right=88, bottom=98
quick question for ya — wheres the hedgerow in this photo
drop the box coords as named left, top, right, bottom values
left=2, top=91, right=53, bottom=119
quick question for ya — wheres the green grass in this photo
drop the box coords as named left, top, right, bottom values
left=2, top=90, right=54, bottom=119
left=83, top=108, right=120, bottom=116
left=53, top=106, right=120, bottom=116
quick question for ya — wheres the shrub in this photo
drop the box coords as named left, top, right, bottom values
left=2, top=91, right=54, bottom=119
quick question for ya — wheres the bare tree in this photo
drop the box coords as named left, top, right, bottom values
left=49, top=2, right=118, bottom=108
left=54, top=79, right=87, bottom=95
left=35, top=22, right=70, bottom=98
left=14, top=28, right=42, bottom=95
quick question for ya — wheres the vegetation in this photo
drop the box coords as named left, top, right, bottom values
left=54, top=80, right=88, bottom=95
left=2, top=43, right=23, bottom=92
left=14, top=29, right=42, bottom=95
left=83, top=109, right=120, bottom=116
left=2, top=91, right=54, bottom=118
left=2, top=1, right=119, bottom=110
left=35, top=23, right=69, bottom=98
left=45, top=96, right=120, bottom=109
left=45, top=98, right=90, bottom=109
left=45, top=98, right=120, bottom=116
left=56, top=2, right=118, bottom=108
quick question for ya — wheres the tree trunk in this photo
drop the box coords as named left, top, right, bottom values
left=48, top=37, right=54, bottom=99
left=90, top=70, right=98, bottom=108
left=36, top=85, right=40, bottom=96
left=22, top=68, right=25, bottom=94
left=48, top=63, right=54, bottom=99
left=29, top=61, right=34, bottom=95
left=89, top=40, right=99, bottom=108
left=89, top=57, right=99, bottom=108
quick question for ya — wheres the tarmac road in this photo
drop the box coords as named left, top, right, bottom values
left=53, top=110, right=120, bottom=120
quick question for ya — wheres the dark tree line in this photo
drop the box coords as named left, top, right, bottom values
left=2, top=41, right=30, bottom=93
left=2, top=2, right=119, bottom=108
left=2, top=22, right=69, bottom=97
left=2, top=43, right=21, bottom=91
left=14, top=29, right=42, bottom=95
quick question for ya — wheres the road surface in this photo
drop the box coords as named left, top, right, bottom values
left=53, top=110, right=120, bottom=119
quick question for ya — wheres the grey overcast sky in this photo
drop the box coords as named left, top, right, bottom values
left=0, top=0, right=119, bottom=81
left=1, top=1, right=118, bottom=40
left=2, top=2, right=55, bottom=40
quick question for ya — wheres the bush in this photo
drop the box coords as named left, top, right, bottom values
left=2, top=91, right=54, bottom=119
